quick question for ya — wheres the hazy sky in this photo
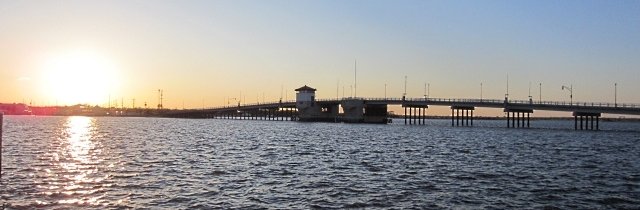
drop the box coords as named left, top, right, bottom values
left=1, top=0, right=639, bottom=111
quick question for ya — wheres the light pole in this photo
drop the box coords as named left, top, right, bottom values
left=528, top=82, right=532, bottom=103
left=539, top=83, right=542, bottom=102
left=384, top=83, right=387, bottom=99
left=350, top=85, right=353, bottom=98
left=480, top=82, right=483, bottom=101
left=505, top=73, right=509, bottom=102
left=615, top=83, right=617, bottom=107
left=562, top=84, right=573, bottom=105
left=424, top=82, right=427, bottom=100
left=403, top=76, right=407, bottom=101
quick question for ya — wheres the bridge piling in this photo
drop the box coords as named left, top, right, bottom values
left=451, top=109, right=454, bottom=126
left=409, top=107, right=413, bottom=125
left=465, top=110, right=469, bottom=126
left=451, top=106, right=474, bottom=127
left=471, top=110, right=474, bottom=126
left=504, top=108, right=533, bottom=128
left=573, top=112, right=600, bottom=130
left=405, top=107, right=408, bottom=125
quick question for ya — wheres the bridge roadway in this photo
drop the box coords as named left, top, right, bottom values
left=166, top=97, right=640, bottom=116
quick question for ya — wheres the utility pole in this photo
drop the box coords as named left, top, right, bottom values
left=480, top=82, right=483, bottom=101
left=132, top=99, right=135, bottom=109
left=615, top=83, right=618, bottom=107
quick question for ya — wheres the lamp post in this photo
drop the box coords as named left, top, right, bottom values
left=562, top=84, right=573, bottom=105
left=539, top=83, right=542, bottom=103
left=480, top=82, right=483, bottom=102
left=384, top=83, right=387, bottom=99
left=403, top=76, right=407, bottom=101
left=615, top=83, right=617, bottom=107
left=528, top=82, right=532, bottom=104
left=424, top=82, right=427, bottom=100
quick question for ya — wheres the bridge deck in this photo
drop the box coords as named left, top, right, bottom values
left=165, top=97, right=640, bottom=116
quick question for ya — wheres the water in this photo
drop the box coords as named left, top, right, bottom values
left=1, top=115, right=639, bottom=209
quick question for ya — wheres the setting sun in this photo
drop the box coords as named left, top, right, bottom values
left=40, top=51, right=119, bottom=105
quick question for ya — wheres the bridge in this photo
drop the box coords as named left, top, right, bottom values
left=162, top=85, right=640, bottom=130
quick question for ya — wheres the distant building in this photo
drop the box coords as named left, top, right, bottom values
left=0, top=103, right=32, bottom=115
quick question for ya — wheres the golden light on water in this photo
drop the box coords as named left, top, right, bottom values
left=39, top=116, right=108, bottom=206
left=65, top=116, right=94, bottom=162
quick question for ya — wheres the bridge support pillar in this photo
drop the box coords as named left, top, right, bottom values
left=409, top=107, right=413, bottom=125
left=404, top=107, right=407, bottom=125
left=504, top=108, right=533, bottom=128
left=402, top=104, right=427, bottom=125
left=451, top=106, right=474, bottom=127
left=573, top=112, right=601, bottom=130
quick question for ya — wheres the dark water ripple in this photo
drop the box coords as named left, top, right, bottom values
left=1, top=116, right=640, bottom=209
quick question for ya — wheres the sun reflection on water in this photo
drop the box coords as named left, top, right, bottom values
left=39, top=116, right=109, bottom=207
left=66, top=116, right=94, bottom=162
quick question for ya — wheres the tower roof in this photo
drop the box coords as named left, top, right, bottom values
left=295, top=85, right=316, bottom=92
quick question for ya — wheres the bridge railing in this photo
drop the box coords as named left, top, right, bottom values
left=200, top=100, right=298, bottom=111
left=515, top=100, right=640, bottom=108
left=363, top=97, right=640, bottom=109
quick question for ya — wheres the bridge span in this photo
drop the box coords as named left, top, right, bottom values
left=163, top=96, right=640, bottom=130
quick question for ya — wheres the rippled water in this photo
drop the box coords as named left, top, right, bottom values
left=1, top=116, right=639, bottom=209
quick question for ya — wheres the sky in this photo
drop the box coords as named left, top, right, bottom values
left=1, top=0, right=639, bottom=116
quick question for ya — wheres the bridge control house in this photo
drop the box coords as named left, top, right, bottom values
left=295, top=85, right=389, bottom=123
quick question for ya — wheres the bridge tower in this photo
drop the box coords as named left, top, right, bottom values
left=295, top=85, right=339, bottom=122
left=296, top=85, right=316, bottom=107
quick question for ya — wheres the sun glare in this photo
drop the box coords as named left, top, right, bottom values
left=41, top=51, right=119, bottom=105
